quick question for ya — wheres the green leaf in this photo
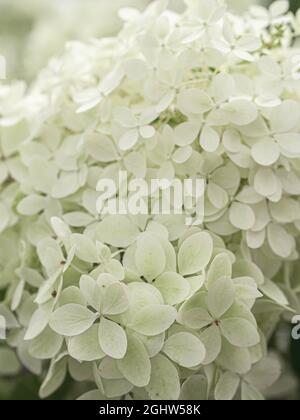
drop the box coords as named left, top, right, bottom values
left=220, top=318, right=260, bottom=348
left=49, top=304, right=98, bottom=337
left=135, top=233, right=166, bottom=281
left=68, top=324, right=105, bottom=361
left=146, top=354, right=180, bottom=400
left=98, top=317, right=127, bottom=359
left=154, top=272, right=190, bottom=304
left=131, top=304, right=177, bottom=336
left=178, top=232, right=213, bottom=275
left=117, top=333, right=151, bottom=387
left=163, top=332, right=206, bottom=367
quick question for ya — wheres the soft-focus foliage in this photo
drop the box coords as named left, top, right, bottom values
left=0, top=0, right=150, bottom=81
left=0, top=0, right=300, bottom=400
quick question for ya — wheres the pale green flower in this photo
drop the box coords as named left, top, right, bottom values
left=2, top=0, right=300, bottom=401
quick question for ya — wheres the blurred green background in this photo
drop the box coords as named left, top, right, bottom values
left=0, top=0, right=300, bottom=400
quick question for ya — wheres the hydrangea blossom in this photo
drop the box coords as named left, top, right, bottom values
left=0, top=0, right=300, bottom=400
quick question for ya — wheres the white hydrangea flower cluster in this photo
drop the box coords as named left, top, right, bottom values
left=0, top=0, right=299, bottom=400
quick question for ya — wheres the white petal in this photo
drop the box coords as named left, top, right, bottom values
left=156, top=90, right=175, bottom=113
left=212, top=73, right=235, bottom=102
left=267, top=223, right=295, bottom=258
left=123, top=58, right=147, bottom=81
left=275, top=133, right=300, bottom=157
left=163, top=332, right=206, bottom=368
left=270, top=0, right=289, bottom=17
left=114, top=106, right=137, bottom=128
left=222, top=129, right=242, bottom=153
left=223, top=99, right=258, bottom=126
left=172, top=146, right=193, bottom=164
left=119, top=129, right=139, bottom=151
left=229, top=202, right=255, bottom=230
left=157, top=161, right=175, bottom=182
left=251, top=138, right=280, bottom=166
left=49, top=304, right=98, bottom=337
left=200, top=125, right=220, bottom=152
left=254, top=168, right=277, bottom=197
left=270, top=101, right=300, bottom=133
left=139, top=108, right=158, bottom=126
left=258, top=56, right=281, bottom=78
left=236, top=35, right=261, bottom=52
left=177, top=88, right=213, bottom=116
left=246, top=229, right=266, bottom=249
left=220, top=318, right=260, bottom=347
left=174, top=122, right=199, bottom=146
left=215, top=372, right=240, bottom=400
left=234, top=50, right=255, bottom=62
left=140, top=125, right=155, bottom=139
left=17, top=194, right=46, bottom=216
